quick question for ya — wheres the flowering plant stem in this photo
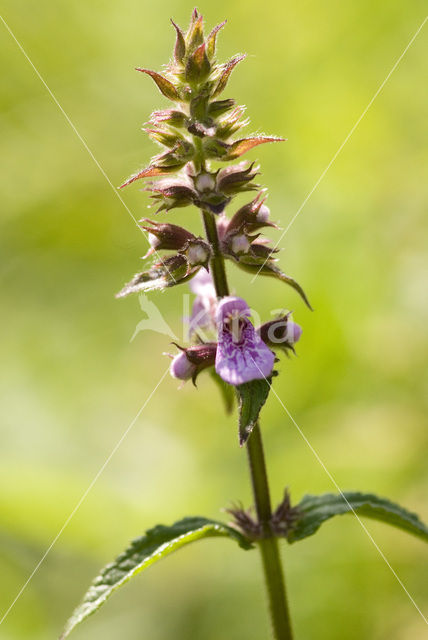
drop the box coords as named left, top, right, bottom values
left=199, top=203, right=293, bottom=639
left=247, top=423, right=293, bottom=640
left=60, top=13, right=428, bottom=639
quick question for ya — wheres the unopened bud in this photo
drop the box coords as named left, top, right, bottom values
left=287, top=320, right=302, bottom=344
left=195, top=172, right=216, bottom=193
left=141, top=219, right=195, bottom=256
left=183, top=239, right=212, bottom=266
left=231, top=234, right=250, bottom=255
left=216, top=162, right=259, bottom=195
left=257, top=315, right=302, bottom=352
left=170, top=351, right=195, bottom=380
left=256, top=204, right=270, bottom=223
left=169, top=342, right=217, bottom=384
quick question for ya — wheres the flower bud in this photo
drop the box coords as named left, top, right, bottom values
left=256, top=204, right=270, bottom=223
left=216, top=162, right=259, bottom=195
left=230, top=234, right=250, bottom=255
left=257, top=315, right=302, bottom=353
left=149, top=109, right=188, bottom=127
left=148, top=177, right=197, bottom=212
left=195, top=172, right=216, bottom=193
left=185, top=42, right=211, bottom=83
left=170, top=351, right=195, bottom=380
left=208, top=99, right=236, bottom=117
left=170, top=342, right=217, bottom=384
left=140, top=219, right=195, bottom=257
left=185, top=9, right=205, bottom=51
left=227, top=192, right=266, bottom=233
left=182, top=238, right=211, bottom=267
left=287, top=320, right=303, bottom=344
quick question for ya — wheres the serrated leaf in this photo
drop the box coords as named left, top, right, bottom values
left=61, top=517, right=252, bottom=639
left=236, top=378, right=271, bottom=446
left=135, top=68, right=180, bottom=101
left=288, top=492, right=428, bottom=543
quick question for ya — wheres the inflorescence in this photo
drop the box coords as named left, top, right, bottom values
left=117, top=8, right=311, bottom=392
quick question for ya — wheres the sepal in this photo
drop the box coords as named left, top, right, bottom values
left=149, top=109, right=188, bottom=127
left=185, top=9, right=205, bottom=51
left=216, top=162, right=259, bottom=195
left=185, top=42, right=211, bottom=83
left=120, top=142, right=194, bottom=188
left=140, top=219, right=195, bottom=256
left=212, top=54, right=246, bottom=97
left=116, top=256, right=200, bottom=298
left=208, top=98, right=236, bottom=117
left=171, top=19, right=186, bottom=64
left=148, top=176, right=197, bottom=212
left=206, top=20, right=227, bottom=58
left=224, top=136, right=285, bottom=160
left=135, top=68, right=180, bottom=101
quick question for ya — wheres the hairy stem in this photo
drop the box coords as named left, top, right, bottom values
left=197, top=170, right=293, bottom=638
left=201, top=209, right=230, bottom=297
left=247, top=423, right=293, bottom=640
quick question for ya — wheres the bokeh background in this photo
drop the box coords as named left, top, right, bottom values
left=1, top=1, right=427, bottom=638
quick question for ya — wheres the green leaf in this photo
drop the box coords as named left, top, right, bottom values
left=236, top=378, right=271, bottom=446
left=232, top=257, right=313, bottom=311
left=289, top=492, right=428, bottom=544
left=61, top=517, right=252, bottom=638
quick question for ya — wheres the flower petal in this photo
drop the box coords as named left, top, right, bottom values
left=215, top=296, right=250, bottom=323
left=215, top=316, right=275, bottom=386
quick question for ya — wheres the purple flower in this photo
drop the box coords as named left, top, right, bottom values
left=258, top=314, right=302, bottom=351
left=287, top=320, right=302, bottom=344
left=215, top=297, right=275, bottom=386
left=170, top=351, right=195, bottom=381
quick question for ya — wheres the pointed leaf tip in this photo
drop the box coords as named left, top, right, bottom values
left=213, top=54, right=247, bottom=97
left=135, top=68, right=180, bottom=101
left=226, top=136, right=286, bottom=159
left=171, top=19, right=186, bottom=63
left=236, top=378, right=271, bottom=446
left=60, top=517, right=252, bottom=638
left=120, top=166, right=169, bottom=189
left=289, top=492, right=428, bottom=544
left=206, top=20, right=227, bottom=58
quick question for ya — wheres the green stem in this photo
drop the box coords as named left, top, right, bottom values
left=201, top=209, right=229, bottom=297
left=247, top=424, right=293, bottom=640
left=197, top=176, right=293, bottom=638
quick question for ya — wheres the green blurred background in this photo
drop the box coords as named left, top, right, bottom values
left=1, top=1, right=427, bottom=638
